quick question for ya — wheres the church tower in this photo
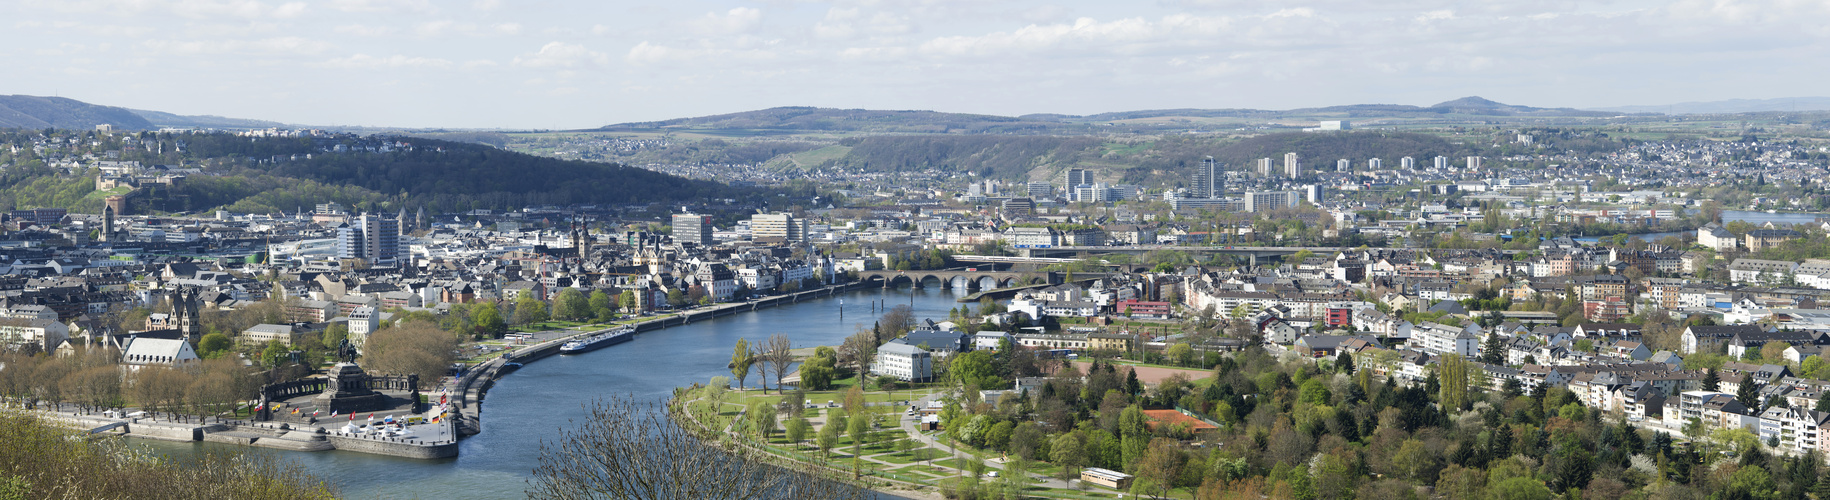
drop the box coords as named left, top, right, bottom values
left=101, top=205, right=115, bottom=242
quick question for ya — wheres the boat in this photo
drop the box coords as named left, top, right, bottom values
left=558, top=325, right=636, bottom=354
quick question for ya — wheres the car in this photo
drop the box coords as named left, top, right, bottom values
left=986, top=471, right=999, bottom=478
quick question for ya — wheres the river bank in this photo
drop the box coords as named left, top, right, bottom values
left=448, top=280, right=875, bottom=437
left=131, top=286, right=968, bottom=499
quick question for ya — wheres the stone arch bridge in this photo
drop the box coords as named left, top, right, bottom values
left=857, top=270, right=1060, bottom=291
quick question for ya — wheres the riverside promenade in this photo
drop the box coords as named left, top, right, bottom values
left=34, top=401, right=460, bottom=459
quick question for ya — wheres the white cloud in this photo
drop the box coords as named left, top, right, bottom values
left=625, top=41, right=672, bottom=64
left=692, top=7, right=763, bottom=36
left=138, top=36, right=331, bottom=56
left=514, top=42, right=608, bottom=68
left=327, top=0, right=432, bottom=13
left=319, top=54, right=454, bottom=69
left=334, top=24, right=394, bottom=37
left=918, top=15, right=1228, bottom=57
left=494, top=23, right=522, bottom=35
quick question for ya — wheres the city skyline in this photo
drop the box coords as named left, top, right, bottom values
left=5, top=0, right=1829, bottom=128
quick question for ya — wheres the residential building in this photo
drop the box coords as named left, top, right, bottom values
left=873, top=340, right=934, bottom=383
left=337, top=214, right=402, bottom=267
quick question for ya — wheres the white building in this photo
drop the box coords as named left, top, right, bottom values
left=348, top=306, right=379, bottom=349
left=121, top=337, right=200, bottom=371
left=873, top=340, right=934, bottom=383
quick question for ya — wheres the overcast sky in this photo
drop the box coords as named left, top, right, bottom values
left=7, top=0, right=1827, bottom=129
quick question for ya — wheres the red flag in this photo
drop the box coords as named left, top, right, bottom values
left=349, top=413, right=355, bottom=421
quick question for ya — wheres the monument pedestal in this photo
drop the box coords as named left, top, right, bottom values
left=311, top=363, right=389, bottom=414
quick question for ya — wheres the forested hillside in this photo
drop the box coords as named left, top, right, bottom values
left=0, top=129, right=754, bottom=214
left=0, top=95, right=154, bottom=130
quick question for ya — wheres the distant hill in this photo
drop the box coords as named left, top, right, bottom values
left=596, top=106, right=1067, bottom=134
left=130, top=109, right=287, bottom=130
left=1589, top=97, right=1830, bottom=114
left=1049, top=96, right=1616, bottom=122
left=0, top=95, right=154, bottom=130
left=0, top=128, right=755, bottom=214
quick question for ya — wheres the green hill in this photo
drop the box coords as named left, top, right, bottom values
left=0, top=130, right=756, bottom=214
left=0, top=95, right=155, bottom=130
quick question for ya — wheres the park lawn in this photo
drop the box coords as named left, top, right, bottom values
left=930, top=458, right=979, bottom=471
left=889, top=467, right=942, bottom=479
left=871, top=447, right=944, bottom=465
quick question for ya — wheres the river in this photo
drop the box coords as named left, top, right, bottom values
left=1566, top=210, right=1822, bottom=244
left=137, top=285, right=971, bottom=499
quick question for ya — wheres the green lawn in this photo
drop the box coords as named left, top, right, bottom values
left=872, top=447, right=944, bottom=464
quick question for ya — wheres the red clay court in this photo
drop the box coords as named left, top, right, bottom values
left=1142, top=409, right=1218, bottom=432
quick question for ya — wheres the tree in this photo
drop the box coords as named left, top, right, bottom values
left=260, top=340, right=290, bottom=368
left=799, top=349, right=837, bottom=391
left=553, top=288, right=590, bottom=321
left=784, top=418, right=811, bottom=448
left=529, top=395, right=869, bottom=500
left=731, top=339, right=755, bottom=391
left=1051, top=432, right=1085, bottom=478
left=747, top=402, right=777, bottom=442
left=838, top=330, right=876, bottom=385
left=1437, top=353, right=1477, bottom=411
left=1487, top=477, right=1552, bottom=500
left=588, top=290, right=614, bottom=320
left=358, top=320, right=458, bottom=382
left=1166, top=343, right=1194, bottom=367
left=1738, top=375, right=1762, bottom=410
left=196, top=333, right=233, bottom=359
left=847, top=408, right=870, bottom=477
left=667, top=288, right=687, bottom=308
left=617, top=290, right=639, bottom=314
left=817, top=419, right=840, bottom=459
left=514, top=294, right=550, bottom=325
left=1481, top=333, right=1508, bottom=365
left=1392, top=439, right=1439, bottom=483
left=949, top=350, right=1004, bottom=389
left=1135, top=438, right=1186, bottom=499
left=763, top=334, right=793, bottom=395
left=1335, top=350, right=1355, bottom=374
left=321, top=323, right=350, bottom=349
left=878, top=305, right=916, bottom=343
left=471, top=304, right=506, bottom=338
left=1704, top=368, right=1720, bottom=392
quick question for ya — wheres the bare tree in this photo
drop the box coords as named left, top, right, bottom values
left=877, top=305, right=915, bottom=343
left=764, top=334, right=793, bottom=395
left=359, top=320, right=458, bottom=382
left=528, top=395, right=869, bottom=500
left=837, top=329, right=877, bottom=387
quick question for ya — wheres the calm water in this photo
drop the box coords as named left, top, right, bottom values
left=1565, top=210, right=1820, bottom=243
left=139, top=286, right=969, bottom=499
left=1723, top=209, right=1826, bottom=226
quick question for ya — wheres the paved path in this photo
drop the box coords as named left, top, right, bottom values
left=893, top=398, right=1075, bottom=490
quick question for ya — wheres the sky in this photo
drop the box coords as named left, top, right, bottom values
left=6, top=0, right=1829, bottom=129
